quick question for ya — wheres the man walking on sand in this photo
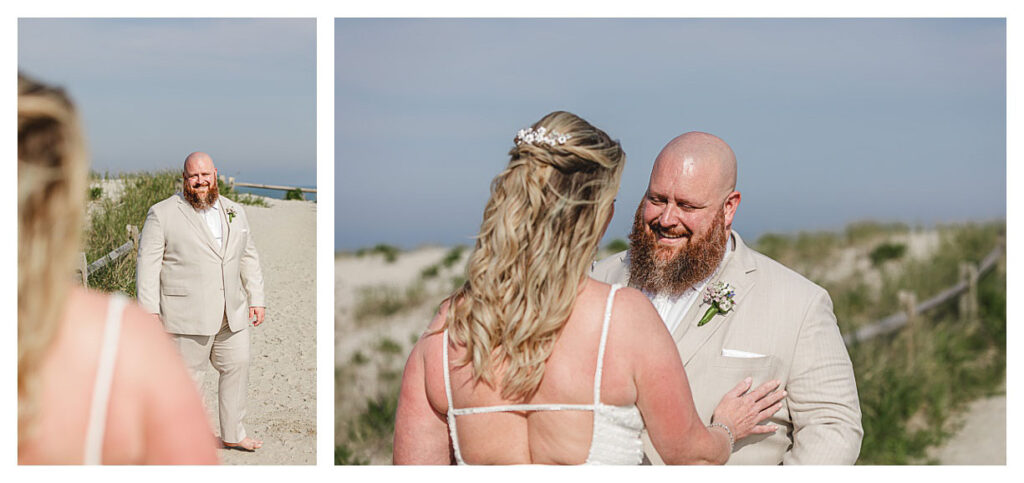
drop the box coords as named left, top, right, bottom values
left=137, top=151, right=266, bottom=452
left=592, top=132, right=862, bottom=464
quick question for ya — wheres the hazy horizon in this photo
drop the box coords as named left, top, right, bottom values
left=336, top=18, right=1005, bottom=251
left=19, top=18, right=316, bottom=188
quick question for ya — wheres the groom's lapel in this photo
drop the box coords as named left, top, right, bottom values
left=176, top=193, right=221, bottom=255
left=217, top=198, right=231, bottom=258
left=674, top=231, right=758, bottom=366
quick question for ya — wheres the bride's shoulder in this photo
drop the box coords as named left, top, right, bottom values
left=421, top=295, right=456, bottom=335
left=602, top=283, right=652, bottom=308
left=581, top=279, right=656, bottom=315
left=607, top=286, right=665, bottom=335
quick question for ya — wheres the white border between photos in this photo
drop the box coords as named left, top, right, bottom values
left=2, top=0, right=1020, bottom=481
left=315, top=14, right=334, bottom=468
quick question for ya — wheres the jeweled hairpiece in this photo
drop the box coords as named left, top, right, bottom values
left=515, top=126, right=572, bottom=146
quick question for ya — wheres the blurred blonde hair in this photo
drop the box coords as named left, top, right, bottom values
left=18, top=73, right=88, bottom=444
left=445, top=111, right=625, bottom=400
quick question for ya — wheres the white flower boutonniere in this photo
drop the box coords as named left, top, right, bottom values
left=698, top=281, right=736, bottom=327
left=226, top=207, right=237, bottom=223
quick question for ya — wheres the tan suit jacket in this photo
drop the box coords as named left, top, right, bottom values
left=591, top=231, right=862, bottom=464
left=136, top=193, right=265, bottom=336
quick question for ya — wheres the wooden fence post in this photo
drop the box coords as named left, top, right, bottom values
left=77, top=251, right=89, bottom=287
left=959, top=262, right=980, bottom=323
left=959, top=263, right=969, bottom=322
left=899, top=290, right=917, bottom=369
left=228, top=176, right=235, bottom=190
left=967, top=262, right=979, bottom=321
left=127, top=224, right=139, bottom=253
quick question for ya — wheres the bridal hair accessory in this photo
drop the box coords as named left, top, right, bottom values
left=708, top=421, right=735, bottom=453
left=515, top=126, right=571, bottom=146
left=698, top=281, right=736, bottom=327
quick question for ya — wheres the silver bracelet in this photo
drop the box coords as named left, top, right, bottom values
left=708, top=422, right=735, bottom=454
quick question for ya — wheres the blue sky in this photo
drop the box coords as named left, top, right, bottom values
left=335, top=18, right=1005, bottom=251
left=19, top=18, right=316, bottom=187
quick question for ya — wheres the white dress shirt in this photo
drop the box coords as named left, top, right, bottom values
left=198, top=200, right=223, bottom=249
left=642, top=236, right=733, bottom=334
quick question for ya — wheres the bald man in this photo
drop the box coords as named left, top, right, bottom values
left=137, top=152, right=266, bottom=452
left=592, top=133, right=862, bottom=464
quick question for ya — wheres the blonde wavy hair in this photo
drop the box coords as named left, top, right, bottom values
left=18, top=74, right=89, bottom=445
left=445, top=111, right=625, bottom=401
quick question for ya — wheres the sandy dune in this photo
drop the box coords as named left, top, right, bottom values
left=194, top=197, right=317, bottom=465
left=334, top=246, right=468, bottom=463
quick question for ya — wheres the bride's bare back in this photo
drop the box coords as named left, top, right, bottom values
left=396, top=278, right=716, bottom=464
left=433, top=280, right=639, bottom=464
left=19, top=287, right=217, bottom=464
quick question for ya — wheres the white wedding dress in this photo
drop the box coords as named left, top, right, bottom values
left=83, top=294, right=129, bottom=464
left=442, top=284, right=645, bottom=465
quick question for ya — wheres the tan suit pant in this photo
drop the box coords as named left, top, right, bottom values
left=171, top=315, right=250, bottom=443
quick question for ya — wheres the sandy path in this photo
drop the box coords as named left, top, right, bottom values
left=931, top=394, right=1006, bottom=465
left=196, top=198, right=317, bottom=465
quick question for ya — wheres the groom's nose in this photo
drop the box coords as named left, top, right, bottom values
left=657, top=204, right=680, bottom=227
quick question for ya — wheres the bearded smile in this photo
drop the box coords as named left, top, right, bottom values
left=651, top=224, right=689, bottom=245
left=183, top=178, right=219, bottom=210
left=629, top=200, right=729, bottom=296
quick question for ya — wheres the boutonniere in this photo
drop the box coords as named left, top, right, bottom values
left=698, top=281, right=736, bottom=327
left=226, top=207, right=237, bottom=223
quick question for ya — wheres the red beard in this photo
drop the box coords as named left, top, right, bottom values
left=183, top=177, right=219, bottom=210
left=627, top=201, right=728, bottom=296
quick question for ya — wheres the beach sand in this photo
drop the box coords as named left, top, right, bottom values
left=930, top=392, right=1007, bottom=465
left=195, top=197, right=317, bottom=465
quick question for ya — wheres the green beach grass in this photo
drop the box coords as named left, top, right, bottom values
left=336, top=220, right=1005, bottom=465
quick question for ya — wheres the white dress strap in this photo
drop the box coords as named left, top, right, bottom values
left=83, top=294, right=128, bottom=465
left=442, top=329, right=454, bottom=412
left=593, top=284, right=621, bottom=405
left=442, top=329, right=465, bottom=464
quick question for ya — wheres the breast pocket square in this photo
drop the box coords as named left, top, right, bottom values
left=722, top=348, right=767, bottom=358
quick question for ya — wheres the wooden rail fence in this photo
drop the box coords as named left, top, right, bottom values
left=75, top=224, right=138, bottom=287
left=74, top=173, right=316, bottom=286
left=219, top=175, right=316, bottom=194
left=77, top=224, right=1002, bottom=338
left=841, top=241, right=1004, bottom=347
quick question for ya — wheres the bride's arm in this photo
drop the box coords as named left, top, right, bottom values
left=123, top=303, right=219, bottom=464
left=622, top=288, right=782, bottom=464
left=393, top=309, right=453, bottom=464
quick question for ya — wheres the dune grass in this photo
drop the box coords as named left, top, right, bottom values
left=851, top=260, right=1005, bottom=464
left=353, top=284, right=428, bottom=323
left=755, top=221, right=1005, bottom=464
left=84, top=171, right=180, bottom=295
left=419, top=245, right=467, bottom=280
left=355, top=244, right=401, bottom=263
left=335, top=220, right=1005, bottom=465
left=335, top=332, right=407, bottom=465
left=82, top=171, right=270, bottom=295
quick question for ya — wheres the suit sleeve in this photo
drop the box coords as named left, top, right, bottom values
left=136, top=206, right=165, bottom=314
left=239, top=207, right=265, bottom=307
left=782, top=289, right=863, bottom=464
left=590, top=251, right=630, bottom=285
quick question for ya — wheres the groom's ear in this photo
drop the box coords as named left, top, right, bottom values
left=723, top=191, right=741, bottom=228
